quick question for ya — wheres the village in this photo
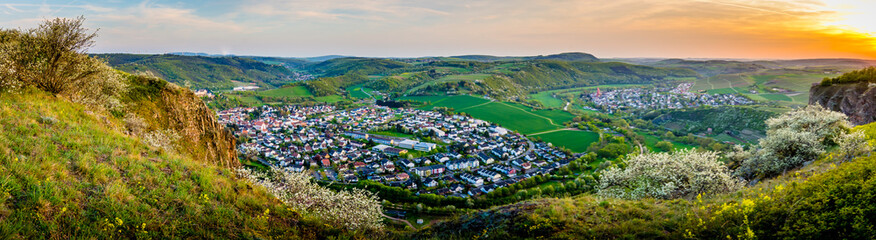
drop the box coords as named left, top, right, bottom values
left=587, top=83, right=754, bottom=113
left=217, top=104, right=581, bottom=198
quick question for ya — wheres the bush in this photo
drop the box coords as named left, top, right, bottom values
left=238, top=167, right=384, bottom=230
left=597, top=149, right=743, bottom=200
left=736, top=105, right=857, bottom=179
left=0, top=17, right=126, bottom=111
left=655, top=140, right=674, bottom=152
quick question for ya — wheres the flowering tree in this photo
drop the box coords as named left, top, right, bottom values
left=237, top=167, right=383, bottom=230
left=597, top=149, right=743, bottom=200
left=735, top=105, right=868, bottom=179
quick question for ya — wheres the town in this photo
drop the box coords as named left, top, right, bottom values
left=217, top=104, right=581, bottom=198
left=586, top=83, right=754, bottom=113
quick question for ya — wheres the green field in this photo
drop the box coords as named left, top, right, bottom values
left=260, top=85, right=313, bottom=98
left=759, top=93, right=793, bottom=101
left=347, top=84, right=374, bottom=99
left=402, top=95, right=578, bottom=134
left=535, top=130, right=599, bottom=152
left=529, top=91, right=566, bottom=108
left=401, top=95, right=491, bottom=110
left=636, top=131, right=697, bottom=152
left=406, top=74, right=492, bottom=94
left=368, top=130, right=415, bottom=139
left=465, top=102, right=561, bottom=134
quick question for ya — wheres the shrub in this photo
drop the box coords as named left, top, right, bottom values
left=655, top=140, right=674, bottom=152
left=237, top=167, right=383, bottom=231
left=0, top=17, right=126, bottom=111
left=597, top=149, right=743, bottom=200
left=736, top=105, right=856, bottom=179
left=141, top=129, right=181, bottom=152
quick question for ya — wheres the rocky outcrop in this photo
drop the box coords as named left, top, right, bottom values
left=810, top=82, right=876, bottom=125
left=125, top=75, right=239, bottom=168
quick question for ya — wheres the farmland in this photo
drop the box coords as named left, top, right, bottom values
left=690, top=69, right=847, bottom=104
left=533, top=130, right=599, bottom=152
left=402, top=95, right=575, bottom=135
left=260, top=85, right=313, bottom=98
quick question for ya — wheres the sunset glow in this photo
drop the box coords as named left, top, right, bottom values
left=1, top=0, right=874, bottom=59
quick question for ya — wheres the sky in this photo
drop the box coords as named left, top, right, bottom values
left=1, top=0, right=875, bottom=59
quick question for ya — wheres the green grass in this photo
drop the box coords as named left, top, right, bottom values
left=465, top=102, right=560, bottom=134
left=534, top=130, right=599, bottom=152
left=402, top=95, right=576, bottom=134
left=401, top=95, right=491, bottom=110
left=759, top=93, right=793, bottom=101
left=259, top=85, right=313, bottom=98
left=368, top=130, right=415, bottom=139
left=315, top=95, right=344, bottom=103
left=705, top=88, right=738, bottom=94
left=0, top=89, right=344, bottom=238
left=347, top=84, right=374, bottom=99
left=529, top=92, right=566, bottom=108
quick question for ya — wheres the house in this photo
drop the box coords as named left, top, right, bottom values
left=398, top=159, right=415, bottom=168
left=414, top=142, right=437, bottom=152
left=459, top=173, right=484, bottom=187
left=477, top=152, right=494, bottom=164
left=396, top=173, right=410, bottom=181
left=320, top=158, right=332, bottom=167
left=492, top=165, right=517, bottom=176
left=476, top=169, right=501, bottom=182
left=423, top=178, right=438, bottom=188
left=446, top=158, right=480, bottom=171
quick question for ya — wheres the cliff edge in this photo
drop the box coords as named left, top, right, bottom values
left=810, top=82, right=876, bottom=125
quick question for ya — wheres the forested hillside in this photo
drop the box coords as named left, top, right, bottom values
left=94, top=54, right=298, bottom=90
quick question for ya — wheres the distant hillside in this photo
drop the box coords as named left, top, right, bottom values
left=448, top=52, right=599, bottom=62
left=653, top=59, right=768, bottom=77
left=500, top=60, right=699, bottom=90
left=94, top=54, right=298, bottom=90
left=307, top=57, right=411, bottom=76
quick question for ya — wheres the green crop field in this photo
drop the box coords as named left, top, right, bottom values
left=346, top=84, right=374, bottom=99
left=759, top=93, right=793, bottom=101
left=402, top=95, right=491, bottom=110
left=403, top=95, right=578, bottom=134
left=535, top=130, right=599, bottom=152
left=315, top=95, right=344, bottom=103
left=259, top=86, right=313, bottom=98
left=465, top=102, right=561, bottom=134
left=529, top=91, right=565, bottom=108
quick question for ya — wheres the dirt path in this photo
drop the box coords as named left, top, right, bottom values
left=456, top=100, right=494, bottom=111
left=381, top=212, right=415, bottom=229
left=528, top=128, right=579, bottom=136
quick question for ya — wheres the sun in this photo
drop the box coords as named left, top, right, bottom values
left=818, top=0, right=876, bottom=35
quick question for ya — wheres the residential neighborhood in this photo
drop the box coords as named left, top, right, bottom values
left=587, top=83, right=754, bottom=113
left=217, top=104, right=580, bottom=198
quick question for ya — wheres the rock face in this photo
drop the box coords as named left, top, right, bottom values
left=810, top=82, right=876, bottom=125
left=126, top=75, right=239, bottom=168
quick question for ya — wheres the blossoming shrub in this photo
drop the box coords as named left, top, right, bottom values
left=597, top=149, right=743, bottom=200
left=735, top=105, right=867, bottom=179
left=238, top=167, right=383, bottom=230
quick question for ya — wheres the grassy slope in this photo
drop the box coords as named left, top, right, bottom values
left=0, top=90, right=347, bottom=239
left=416, top=152, right=876, bottom=239
left=534, top=130, right=599, bottom=152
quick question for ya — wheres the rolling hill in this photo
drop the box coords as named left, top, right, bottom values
left=94, top=54, right=299, bottom=90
